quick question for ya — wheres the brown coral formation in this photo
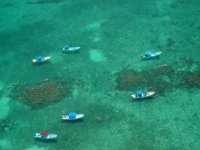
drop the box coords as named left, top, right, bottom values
left=115, top=65, right=175, bottom=95
left=10, top=79, right=71, bottom=108
left=181, top=72, right=200, bottom=88
left=115, top=58, right=200, bottom=95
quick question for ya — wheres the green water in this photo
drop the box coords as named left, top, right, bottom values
left=0, top=0, right=200, bottom=149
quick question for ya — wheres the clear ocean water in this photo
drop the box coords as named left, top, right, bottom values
left=0, top=0, right=200, bottom=150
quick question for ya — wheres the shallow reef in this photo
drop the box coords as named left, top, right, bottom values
left=10, top=79, right=71, bottom=108
left=115, top=64, right=175, bottom=95
left=115, top=58, right=200, bottom=95
left=180, top=72, right=200, bottom=88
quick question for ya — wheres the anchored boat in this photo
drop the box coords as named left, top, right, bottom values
left=131, top=90, right=155, bottom=99
left=34, top=131, right=57, bottom=140
left=61, top=112, right=84, bottom=121
left=141, top=51, right=162, bottom=59
left=32, top=56, right=51, bottom=63
left=62, top=44, right=80, bottom=53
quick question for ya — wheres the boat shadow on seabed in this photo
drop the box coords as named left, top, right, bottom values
left=34, top=138, right=58, bottom=143
left=131, top=96, right=155, bottom=102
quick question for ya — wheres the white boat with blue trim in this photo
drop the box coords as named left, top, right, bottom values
left=32, top=56, right=51, bottom=63
left=61, top=112, right=84, bottom=121
left=131, top=90, right=155, bottom=99
left=141, top=51, right=162, bottom=59
left=34, top=131, right=57, bottom=140
left=62, top=44, right=80, bottom=53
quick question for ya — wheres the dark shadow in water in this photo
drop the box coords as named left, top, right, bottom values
left=62, top=51, right=80, bottom=54
left=34, top=138, right=58, bottom=143
left=27, top=0, right=65, bottom=5
left=0, top=3, right=14, bottom=8
left=131, top=97, right=154, bottom=103
left=32, top=61, right=51, bottom=66
left=61, top=119, right=84, bottom=123
left=140, top=56, right=160, bottom=61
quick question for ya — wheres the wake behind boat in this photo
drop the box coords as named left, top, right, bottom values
left=131, top=90, right=155, bottom=99
left=61, top=112, right=84, bottom=121
left=32, top=56, right=51, bottom=63
left=34, top=131, right=57, bottom=140
left=62, top=44, right=80, bottom=53
left=141, top=51, right=162, bottom=60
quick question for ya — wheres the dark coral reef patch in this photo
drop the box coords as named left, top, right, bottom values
left=180, top=72, right=200, bottom=88
left=115, top=59, right=200, bottom=95
left=115, top=64, right=175, bottom=95
left=10, top=79, right=71, bottom=108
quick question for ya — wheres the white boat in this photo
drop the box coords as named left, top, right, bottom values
left=62, top=44, right=80, bottom=53
left=131, top=90, right=155, bottom=99
left=141, top=51, right=162, bottom=59
left=34, top=131, right=57, bottom=140
left=32, top=56, right=51, bottom=63
left=61, top=112, right=84, bottom=121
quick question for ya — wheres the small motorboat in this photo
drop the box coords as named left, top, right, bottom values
left=32, top=56, right=51, bottom=63
left=62, top=44, right=80, bottom=53
left=141, top=51, right=162, bottom=59
left=131, top=90, right=155, bottom=99
left=61, top=112, right=84, bottom=121
left=34, top=131, right=57, bottom=140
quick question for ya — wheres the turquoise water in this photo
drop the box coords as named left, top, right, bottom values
left=0, top=0, right=200, bottom=149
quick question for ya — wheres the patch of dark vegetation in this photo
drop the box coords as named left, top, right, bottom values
left=180, top=72, right=200, bottom=88
left=115, top=58, right=200, bottom=95
left=115, top=64, right=175, bottom=95
left=10, top=79, right=72, bottom=108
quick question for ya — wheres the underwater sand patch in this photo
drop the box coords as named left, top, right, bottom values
left=89, top=49, right=106, bottom=62
left=0, top=97, right=10, bottom=119
left=0, top=82, right=3, bottom=91
left=0, top=139, right=11, bottom=150
left=26, top=145, right=47, bottom=150
left=90, top=33, right=101, bottom=43
left=85, top=20, right=105, bottom=31
left=10, top=79, right=71, bottom=108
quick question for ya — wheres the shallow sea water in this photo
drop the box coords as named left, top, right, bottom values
left=0, top=0, right=200, bottom=149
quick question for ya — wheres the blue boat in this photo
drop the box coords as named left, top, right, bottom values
left=141, top=51, right=162, bottom=59
left=32, top=56, right=51, bottom=63
left=61, top=112, right=84, bottom=120
left=131, top=90, right=155, bottom=99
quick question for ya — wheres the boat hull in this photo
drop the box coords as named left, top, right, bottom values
left=61, top=114, right=84, bottom=120
left=34, top=133, right=57, bottom=140
left=62, top=47, right=80, bottom=53
left=32, top=56, right=51, bottom=63
left=131, top=91, right=155, bottom=99
left=141, top=51, right=162, bottom=59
